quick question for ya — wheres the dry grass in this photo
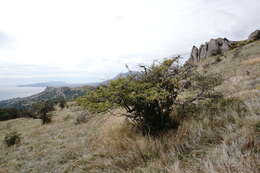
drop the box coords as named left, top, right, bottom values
left=0, top=105, right=96, bottom=173
left=0, top=98, right=259, bottom=173
left=67, top=98, right=259, bottom=173
left=0, top=98, right=257, bottom=173
left=241, top=57, right=260, bottom=65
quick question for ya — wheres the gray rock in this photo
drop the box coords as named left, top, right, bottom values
left=199, top=43, right=208, bottom=60
left=248, top=30, right=260, bottom=41
left=207, top=39, right=221, bottom=57
left=187, top=30, right=259, bottom=64
left=188, top=38, right=233, bottom=64
left=190, top=46, right=199, bottom=63
left=220, top=38, right=231, bottom=52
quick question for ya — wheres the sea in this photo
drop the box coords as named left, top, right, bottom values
left=0, top=86, right=45, bottom=101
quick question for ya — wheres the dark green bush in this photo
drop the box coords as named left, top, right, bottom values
left=59, top=98, right=67, bottom=109
left=40, top=113, right=52, bottom=124
left=0, top=108, right=19, bottom=121
left=33, top=101, right=54, bottom=124
left=78, top=57, right=222, bottom=135
left=0, top=108, right=37, bottom=121
left=4, top=131, right=21, bottom=147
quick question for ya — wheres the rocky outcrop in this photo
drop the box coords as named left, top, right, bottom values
left=248, top=30, right=260, bottom=41
left=190, top=46, right=199, bottom=63
left=188, top=38, right=234, bottom=64
left=188, top=30, right=260, bottom=64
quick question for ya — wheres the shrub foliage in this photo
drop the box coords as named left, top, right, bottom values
left=32, top=101, right=55, bottom=124
left=77, top=57, right=222, bottom=134
left=4, top=131, right=21, bottom=147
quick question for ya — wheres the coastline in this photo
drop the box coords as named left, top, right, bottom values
left=0, top=86, right=46, bottom=101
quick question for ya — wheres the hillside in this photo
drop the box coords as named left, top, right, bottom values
left=0, top=87, right=86, bottom=109
left=0, top=32, right=260, bottom=173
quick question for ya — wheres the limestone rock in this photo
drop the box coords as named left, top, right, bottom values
left=189, top=38, right=232, bottom=64
left=207, top=39, right=220, bottom=57
left=248, top=30, right=260, bottom=41
left=199, top=43, right=208, bottom=60
left=190, top=46, right=199, bottom=63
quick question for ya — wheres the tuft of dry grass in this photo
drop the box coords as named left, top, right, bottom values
left=66, top=98, right=260, bottom=173
left=0, top=97, right=259, bottom=173
left=241, top=57, right=260, bottom=65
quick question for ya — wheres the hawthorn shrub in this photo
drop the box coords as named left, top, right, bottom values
left=33, top=101, right=55, bottom=125
left=59, top=98, right=67, bottom=109
left=4, top=131, right=21, bottom=147
left=77, top=57, right=222, bottom=135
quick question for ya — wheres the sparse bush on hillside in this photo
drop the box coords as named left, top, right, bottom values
left=33, top=101, right=54, bottom=124
left=0, top=108, right=37, bottom=121
left=58, top=97, right=67, bottom=109
left=0, top=108, right=18, bottom=121
left=4, top=131, right=21, bottom=147
left=78, top=56, right=223, bottom=135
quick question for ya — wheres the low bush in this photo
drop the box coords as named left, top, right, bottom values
left=4, top=131, right=21, bottom=147
left=55, top=97, right=67, bottom=109
left=33, top=101, right=54, bottom=125
left=40, top=113, right=52, bottom=124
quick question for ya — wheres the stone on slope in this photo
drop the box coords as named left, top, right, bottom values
left=248, top=30, right=260, bottom=41
left=190, top=46, right=199, bottom=63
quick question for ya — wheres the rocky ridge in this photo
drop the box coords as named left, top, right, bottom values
left=188, top=30, right=260, bottom=64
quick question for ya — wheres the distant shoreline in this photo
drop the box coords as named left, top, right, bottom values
left=0, top=86, right=46, bottom=101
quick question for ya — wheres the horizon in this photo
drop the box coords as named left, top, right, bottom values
left=1, top=0, right=260, bottom=85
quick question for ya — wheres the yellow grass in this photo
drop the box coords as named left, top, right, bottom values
left=1, top=96, right=260, bottom=173
left=241, top=57, right=260, bottom=65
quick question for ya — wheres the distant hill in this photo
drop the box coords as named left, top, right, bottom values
left=18, top=81, right=76, bottom=87
left=0, top=87, right=87, bottom=109
left=1, top=72, right=136, bottom=109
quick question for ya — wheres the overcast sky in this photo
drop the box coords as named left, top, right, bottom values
left=0, top=0, right=260, bottom=85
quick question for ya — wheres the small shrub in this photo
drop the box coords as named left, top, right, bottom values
left=59, top=98, right=67, bottom=109
left=40, top=113, right=52, bottom=124
left=78, top=57, right=222, bottom=135
left=4, top=131, right=21, bottom=147
left=33, top=101, right=54, bottom=125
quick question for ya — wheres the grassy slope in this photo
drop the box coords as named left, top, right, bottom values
left=0, top=41, right=260, bottom=173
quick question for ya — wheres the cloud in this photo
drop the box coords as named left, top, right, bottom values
left=0, top=0, right=259, bottom=85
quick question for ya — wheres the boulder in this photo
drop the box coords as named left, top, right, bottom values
left=248, top=30, right=260, bottom=41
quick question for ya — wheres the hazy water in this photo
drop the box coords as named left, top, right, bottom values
left=0, top=86, right=45, bottom=101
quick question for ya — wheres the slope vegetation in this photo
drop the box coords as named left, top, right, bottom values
left=0, top=39, right=260, bottom=173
